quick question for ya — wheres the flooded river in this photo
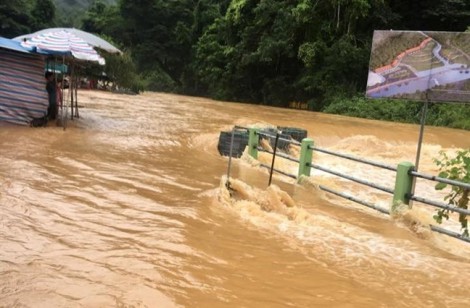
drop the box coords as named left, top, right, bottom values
left=1, top=91, right=470, bottom=307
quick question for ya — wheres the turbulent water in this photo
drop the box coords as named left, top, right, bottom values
left=1, top=91, right=470, bottom=307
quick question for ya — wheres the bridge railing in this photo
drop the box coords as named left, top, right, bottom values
left=224, top=127, right=469, bottom=243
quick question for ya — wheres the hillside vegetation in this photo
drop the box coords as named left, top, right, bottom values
left=53, top=0, right=116, bottom=26
left=1, top=0, right=469, bottom=130
left=54, top=0, right=115, bottom=11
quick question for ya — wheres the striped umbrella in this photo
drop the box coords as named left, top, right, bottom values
left=14, top=27, right=121, bottom=54
left=20, top=30, right=105, bottom=65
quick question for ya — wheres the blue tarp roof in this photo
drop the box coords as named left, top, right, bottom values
left=0, top=37, right=34, bottom=54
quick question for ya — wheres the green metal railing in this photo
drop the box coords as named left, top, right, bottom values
left=223, top=126, right=469, bottom=243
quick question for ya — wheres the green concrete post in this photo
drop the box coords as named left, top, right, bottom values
left=392, top=161, right=415, bottom=213
left=298, top=138, right=314, bottom=182
left=247, top=128, right=259, bottom=159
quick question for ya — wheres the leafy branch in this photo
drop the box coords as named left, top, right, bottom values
left=433, top=149, right=470, bottom=237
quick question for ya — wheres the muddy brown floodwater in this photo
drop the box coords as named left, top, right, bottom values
left=1, top=91, right=470, bottom=307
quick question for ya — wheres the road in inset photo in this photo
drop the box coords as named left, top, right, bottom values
left=366, top=30, right=470, bottom=103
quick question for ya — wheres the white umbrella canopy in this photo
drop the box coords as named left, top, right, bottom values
left=18, top=30, right=106, bottom=65
left=14, top=27, right=121, bottom=54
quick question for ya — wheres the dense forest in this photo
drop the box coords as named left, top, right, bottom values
left=1, top=0, right=470, bottom=129
left=54, top=0, right=116, bottom=26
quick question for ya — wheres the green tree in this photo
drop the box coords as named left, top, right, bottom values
left=118, top=0, right=194, bottom=90
left=81, top=0, right=122, bottom=36
left=195, top=0, right=302, bottom=104
left=115, top=0, right=229, bottom=92
left=31, top=0, right=56, bottom=31
left=0, top=0, right=33, bottom=38
left=81, top=0, right=108, bottom=33
left=388, top=0, right=470, bottom=31
left=180, top=0, right=229, bottom=94
left=194, top=18, right=237, bottom=99
left=194, top=0, right=385, bottom=106
left=103, top=51, right=144, bottom=93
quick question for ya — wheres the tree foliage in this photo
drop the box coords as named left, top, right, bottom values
left=433, top=150, right=470, bottom=237
left=5, top=0, right=468, bottom=127
left=73, top=0, right=469, bottom=107
left=31, top=0, right=56, bottom=30
left=0, top=0, right=58, bottom=38
left=103, top=51, right=144, bottom=93
left=0, top=0, right=34, bottom=38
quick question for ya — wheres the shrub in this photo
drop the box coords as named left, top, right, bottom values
left=433, top=149, right=470, bottom=237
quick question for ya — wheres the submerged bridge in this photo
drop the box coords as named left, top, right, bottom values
left=220, top=126, right=470, bottom=244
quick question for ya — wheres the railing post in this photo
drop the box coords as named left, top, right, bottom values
left=392, top=161, right=414, bottom=213
left=298, top=138, right=314, bottom=182
left=247, top=128, right=259, bottom=159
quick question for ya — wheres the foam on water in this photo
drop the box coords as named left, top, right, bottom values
left=216, top=174, right=470, bottom=304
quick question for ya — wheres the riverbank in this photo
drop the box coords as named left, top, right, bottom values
left=322, top=95, right=470, bottom=130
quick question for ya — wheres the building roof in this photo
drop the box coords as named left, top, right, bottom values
left=0, top=37, right=33, bottom=54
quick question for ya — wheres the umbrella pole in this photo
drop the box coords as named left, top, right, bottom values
left=74, top=63, right=78, bottom=118
left=62, top=55, right=68, bottom=130
left=55, top=56, right=61, bottom=125
left=54, top=57, right=59, bottom=123
left=70, top=61, right=74, bottom=120
left=75, top=71, right=79, bottom=118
